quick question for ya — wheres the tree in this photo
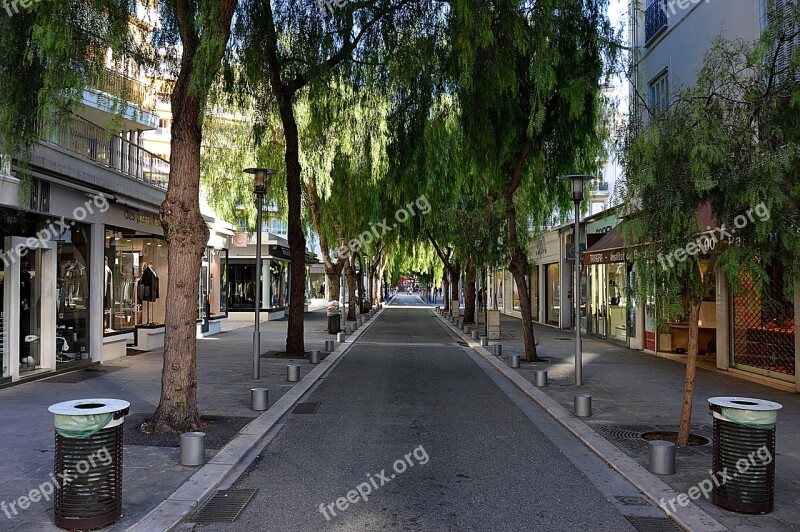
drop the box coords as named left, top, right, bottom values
left=447, top=0, right=614, bottom=362
left=621, top=18, right=800, bottom=445
left=236, top=0, right=437, bottom=356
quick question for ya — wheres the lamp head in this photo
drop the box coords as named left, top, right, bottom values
left=244, top=167, right=277, bottom=194
left=559, top=174, right=595, bottom=203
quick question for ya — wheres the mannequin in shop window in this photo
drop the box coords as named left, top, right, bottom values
left=138, top=262, right=159, bottom=324
left=104, top=256, right=113, bottom=329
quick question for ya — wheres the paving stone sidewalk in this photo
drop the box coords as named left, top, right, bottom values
left=0, top=309, right=339, bottom=532
left=479, top=311, right=800, bottom=531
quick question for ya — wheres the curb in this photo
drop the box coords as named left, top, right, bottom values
left=432, top=310, right=728, bottom=532
left=127, top=306, right=386, bottom=531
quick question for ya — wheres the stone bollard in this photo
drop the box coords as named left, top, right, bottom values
left=493, top=344, right=502, bottom=356
left=310, top=350, right=320, bottom=364
left=510, top=355, right=520, bottom=368
left=180, top=432, right=206, bottom=466
left=251, top=388, right=269, bottom=411
left=649, top=441, right=676, bottom=475
left=287, top=364, right=300, bottom=382
left=534, top=370, right=548, bottom=387
left=574, top=393, right=592, bottom=417
left=325, top=340, right=335, bottom=351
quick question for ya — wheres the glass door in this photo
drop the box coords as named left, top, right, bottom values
left=19, top=251, right=41, bottom=373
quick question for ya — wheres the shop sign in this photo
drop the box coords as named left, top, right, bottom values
left=123, top=209, right=162, bottom=228
left=232, top=233, right=249, bottom=247
left=584, top=248, right=626, bottom=265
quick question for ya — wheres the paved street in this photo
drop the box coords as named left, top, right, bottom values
left=195, top=294, right=666, bottom=531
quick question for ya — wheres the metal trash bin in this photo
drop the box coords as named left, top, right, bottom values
left=708, top=397, right=782, bottom=514
left=48, top=399, right=129, bottom=530
left=327, top=301, right=341, bottom=334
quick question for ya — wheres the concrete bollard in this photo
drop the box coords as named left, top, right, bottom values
left=649, top=441, right=676, bottom=475
left=534, top=370, right=548, bottom=387
left=325, top=340, right=335, bottom=351
left=180, top=432, right=206, bottom=466
left=574, top=393, right=592, bottom=417
left=471, top=330, right=479, bottom=340
left=480, top=336, right=488, bottom=347
left=510, top=355, right=520, bottom=368
left=310, top=350, right=320, bottom=364
left=250, top=388, right=269, bottom=411
left=287, top=364, right=300, bottom=382
left=493, top=344, right=502, bottom=356
left=337, top=332, right=346, bottom=343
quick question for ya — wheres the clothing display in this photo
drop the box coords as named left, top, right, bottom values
left=104, top=263, right=113, bottom=307
left=138, top=264, right=159, bottom=302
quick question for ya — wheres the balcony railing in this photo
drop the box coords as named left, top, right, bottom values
left=645, top=0, right=668, bottom=45
left=91, top=68, right=155, bottom=110
left=38, top=113, right=169, bottom=190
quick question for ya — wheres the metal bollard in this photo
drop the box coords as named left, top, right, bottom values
left=493, top=344, right=502, bottom=356
left=465, top=326, right=471, bottom=335
left=471, top=330, right=479, bottom=340
left=649, top=441, right=676, bottom=475
left=357, top=317, right=363, bottom=327
left=534, top=370, right=548, bottom=387
left=337, top=332, right=346, bottom=342
left=325, top=340, right=335, bottom=351
left=310, top=350, right=320, bottom=364
left=345, top=324, right=352, bottom=335
left=251, top=388, right=269, bottom=411
left=510, top=355, right=520, bottom=368
left=480, top=336, right=488, bottom=347
left=351, top=320, right=358, bottom=331
left=287, top=364, right=300, bottom=382
left=574, top=393, right=592, bottom=417
left=180, top=432, right=206, bottom=466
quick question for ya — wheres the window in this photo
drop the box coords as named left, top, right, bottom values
left=648, top=71, right=669, bottom=118
left=157, top=118, right=171, bottom=135
left=761, top=0, right=800, bottom=82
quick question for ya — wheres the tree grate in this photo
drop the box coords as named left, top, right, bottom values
left=292, top=402, right=321, bottom=414
left=625, top=516, right=682, bottom=531
left=192, top=489, right=258, bottom=523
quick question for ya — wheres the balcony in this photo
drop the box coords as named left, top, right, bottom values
left=91, top=68, right=155, bottom=110
left=38, top=113, right=169, bottom=190
left=594, top=181, right=609, bottom=192
left=645, top=0, right=668, bottom=45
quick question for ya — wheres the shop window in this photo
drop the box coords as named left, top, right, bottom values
left=55, top=222, right=90, bottom=366
left=104, top=227, right=167, bottom=333
left=732, top=264, right=795, bottom=377
left=546, top=263, right=560, bottom=325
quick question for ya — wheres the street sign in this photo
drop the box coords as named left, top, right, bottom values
left=566, top=243, right=587, bottom=261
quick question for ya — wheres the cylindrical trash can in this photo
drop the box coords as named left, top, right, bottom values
left=327, top=312, right=341, bottom=334
left=48, top=398, right=130, bottom=530
left=708, top=397, right=782, bottom=514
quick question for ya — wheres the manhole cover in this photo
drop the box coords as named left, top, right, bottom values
left=293, top=402, right=321, bottom=414
left=193, top=489, right=258, bottom=523
left=625, top=515, right=681, bottom=531
left=615, top=495, right=650, bottom=506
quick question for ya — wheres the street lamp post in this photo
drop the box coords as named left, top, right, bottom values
left=245, top=167, right=277, bottom=380
left=560, top=174, right=594, bottom=386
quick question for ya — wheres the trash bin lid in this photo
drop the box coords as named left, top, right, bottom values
left=48, top=398, right=131, bottom=416
left=708, top=397, right=783, bottom=411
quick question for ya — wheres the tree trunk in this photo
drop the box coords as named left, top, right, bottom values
left=277, top=94, right=306, bottom=357
left=327, top=271, right=341, bottom=301
left=677, top=300, right=702, bottom=447
left=343, top=259, right=357, bottom=321
left=449, top=263, right=460, bottom=311
left=148, top=0, right=237, bottom=433
left=464, top=259, right=476, bottom=324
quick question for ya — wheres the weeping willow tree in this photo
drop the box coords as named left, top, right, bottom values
left=232, top=0, right=441, bottom=356
left=621, top=11, right=800, bottom=446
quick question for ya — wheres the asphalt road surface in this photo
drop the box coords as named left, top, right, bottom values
left=194, top=294, right=664, bottom=531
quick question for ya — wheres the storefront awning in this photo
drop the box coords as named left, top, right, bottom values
left=584, top=226, right=626, bottom=265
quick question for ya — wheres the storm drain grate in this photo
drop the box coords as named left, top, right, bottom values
left=193, top=489, right=258, bottom=523
left=292, top=402, right=321, bottom=414
left=625, top=516, right=682, bottom=531
left=615, top=495, right=651, bottom=506
left=593, top=425, right=649, bottom=454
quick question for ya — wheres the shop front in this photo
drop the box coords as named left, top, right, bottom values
left=584, top=228, right=632, bottom=345
left=226, top=233, right=293, bottom=321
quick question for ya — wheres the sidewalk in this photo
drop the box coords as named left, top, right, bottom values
left=470, top=311, right=800, bottom=530
left=0, top=308, right=339, bottom=531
